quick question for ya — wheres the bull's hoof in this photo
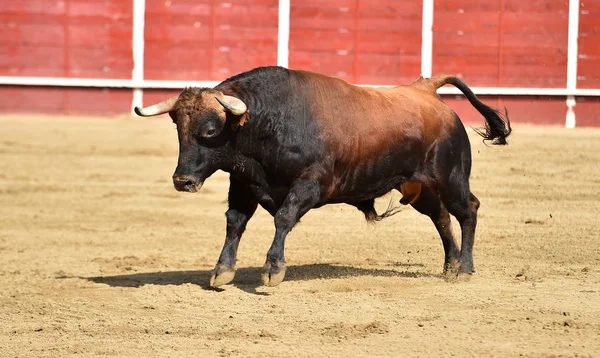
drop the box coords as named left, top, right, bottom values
left=443, top=260, right=474, bottom=281
left=443, top=259, right=460, bottom=273
left=209, top=265, right=236, bottom=287
left=455, top=272, right=473, bottom=282
left=458, top=261, right=475, bottom=275
left=442, top=260, right=461, bottom=281
left=261, top=261, right=287, bottom=287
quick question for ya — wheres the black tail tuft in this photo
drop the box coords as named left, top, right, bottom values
left=372, top=199, right=403, bottom=222
left=472, top=107, right=512, bottom=145
left=446, top=77, right=512, bottom=145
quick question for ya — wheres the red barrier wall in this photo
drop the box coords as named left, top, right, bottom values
left=0, top=0, right=598, bottom=125
left=144, top=0, right=278, bottom=81
left=0, top=0, right=134, bottom=114
left=289, top=0, right=422, bottom=85
left=578, top=0, right=600, bottom=89
left=433, top=0, right=569, bottom=87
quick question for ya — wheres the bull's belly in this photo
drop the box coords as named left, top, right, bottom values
left=326, top=174, right=412, bottom=204
left=324, top=139, right=425, bottom=202
left=323, top=149, right=423, bottom=204
left=255, top=147, right=424, bottom=209
left=258, top=169, right=413, bottom=209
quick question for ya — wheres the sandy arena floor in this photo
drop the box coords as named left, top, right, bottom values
left=1, top=114, right=599, bottom=357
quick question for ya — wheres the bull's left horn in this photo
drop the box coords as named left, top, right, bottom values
left=134, top=95, right=179, bottom=117
left=215, top=95, right=247, bottom=115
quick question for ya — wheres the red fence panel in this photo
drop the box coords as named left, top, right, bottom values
left=441, top=95, right=567, bottom=127
left=433, top=0, right=501, bottom=86
left=0, top=0, right=134, bottom=113
left=0, top=86, right=132, bottom=115
left=289, top=0, right=357, bottom=83
left=578, top=0, right=600, bottom=89
left=575, top=97, right=600, bottom=127
left=0, top=0, right=133, bottom=79
left=289, top=0, right=422, bottom=85
left=1, top=1, right=68, bottom=77
left=0, top=0, right=598, bottom=126
left=433, top=0, right=569, bottom=88
left=144, top=0, right=278, bottom=81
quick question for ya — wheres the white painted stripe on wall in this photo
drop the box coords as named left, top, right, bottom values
left=0, top=77, right=219, bottom=89
left=131, top=0, right=146, bottom=113
left=2, top=76, right=600, bottom=96
left=566, top=95, right=576, bottom=128
left=277, top=0, right=291, bottom=67
left=420, top=0, right=434, bottom=78
left=566, top=0, right=580, bottom=128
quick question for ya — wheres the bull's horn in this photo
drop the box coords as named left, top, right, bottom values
left=215, top=95, right=247, bottom=115
left=134, top=95, right=179, bottom=117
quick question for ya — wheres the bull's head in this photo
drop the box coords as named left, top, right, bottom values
left=134, top=88, right=247, bottom=193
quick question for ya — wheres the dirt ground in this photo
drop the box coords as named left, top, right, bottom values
left=1, top=114, right=599, bottom=357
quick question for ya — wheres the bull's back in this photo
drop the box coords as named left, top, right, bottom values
left=290, top=70, right=457, bottom=201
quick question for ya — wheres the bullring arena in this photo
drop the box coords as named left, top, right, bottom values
left=2, top=1, right=600, bottom=357
left=2, top=114, right=600, bottom=357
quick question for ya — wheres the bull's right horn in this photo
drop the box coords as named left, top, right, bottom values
left=215, top=95, right=247, bottom=116
left=134, top=95, right=179, bottom=117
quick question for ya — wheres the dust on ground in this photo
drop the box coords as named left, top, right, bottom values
left=1, top=114, right=599, bottom=357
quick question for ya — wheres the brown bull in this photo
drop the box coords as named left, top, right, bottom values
left=135, top=67, right=511, bottom=287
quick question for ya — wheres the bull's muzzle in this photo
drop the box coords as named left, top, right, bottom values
left=172, top=174, right=202, bottom=193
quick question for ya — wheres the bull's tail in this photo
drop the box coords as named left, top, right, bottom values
left=429, top=75, right=512, bottom=145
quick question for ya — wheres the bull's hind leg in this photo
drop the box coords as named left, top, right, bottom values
left=210, top=178, right=258, bottom=287
left=407, top=186, right=461, bottom=273
left=429, top=115, right=480, bottom=275
left=441, top=184, right=480, bottom=274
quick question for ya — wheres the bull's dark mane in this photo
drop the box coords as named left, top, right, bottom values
left=216, top=67, right=299, bottom=131
left=215, top=67, right=322, bottom=182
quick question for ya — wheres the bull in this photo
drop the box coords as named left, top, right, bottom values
left=135, top=66, right=511, bottom=287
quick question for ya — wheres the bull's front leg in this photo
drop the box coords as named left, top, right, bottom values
left=262, top=178, right=321, bottom=287
left=230, top=154, right=278, bottom=216
left=247, top=183, right=278, bottom=216
left=210, top=178, right=258, bottom=287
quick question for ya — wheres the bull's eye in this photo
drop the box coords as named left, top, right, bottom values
left=197, top=112, right=223, bottom=140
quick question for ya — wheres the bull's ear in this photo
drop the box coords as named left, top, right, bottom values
left=235, top=111, right=249, bottom=127
left=215, top=95, right=247, bottom=116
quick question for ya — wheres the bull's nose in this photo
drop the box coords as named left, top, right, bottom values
left=172, top=174, right=201, bottom=192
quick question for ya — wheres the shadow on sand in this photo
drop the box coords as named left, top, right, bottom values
left=65, top=263, right=431, bottom=295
